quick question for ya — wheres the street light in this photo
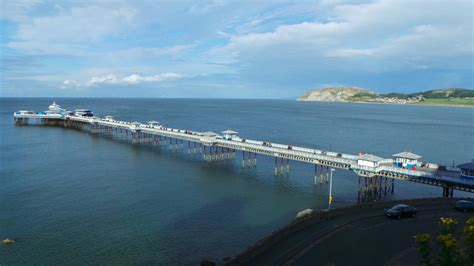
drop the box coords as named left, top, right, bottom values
left=328, top=168, right=335, bottom=211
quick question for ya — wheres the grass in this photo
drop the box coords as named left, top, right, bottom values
left=417, top=98, right=474, bottom=106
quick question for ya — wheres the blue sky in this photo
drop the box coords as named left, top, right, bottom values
left=0, top=0, right=472, bottom=98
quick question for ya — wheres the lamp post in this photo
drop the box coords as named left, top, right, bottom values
left=328, top=168, right=335, bottom=211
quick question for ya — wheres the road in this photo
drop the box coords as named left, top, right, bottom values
left=228, top=198, right=473, bottom=266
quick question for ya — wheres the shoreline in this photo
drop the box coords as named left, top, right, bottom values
left=298, top=99, right=474, bottom=108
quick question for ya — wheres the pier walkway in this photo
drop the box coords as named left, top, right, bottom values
left=13, top=106, right=474, bottom=199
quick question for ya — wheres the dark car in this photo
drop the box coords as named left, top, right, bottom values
left=455, top=200, right=474, bottom=212
left=385, top=204, right=417, bottom=219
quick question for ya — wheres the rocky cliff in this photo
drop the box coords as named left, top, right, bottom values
left=298, top=87, right=376, bottom=102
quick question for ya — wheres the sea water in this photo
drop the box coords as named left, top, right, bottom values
left=1, top=98, right=472, bottom=264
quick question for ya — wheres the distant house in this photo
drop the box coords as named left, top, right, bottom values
left=357, top=154, right=384, bottom=167
left=221, top=130, right=238, bottom=140
left=457, top=160, right=474, bottom=179
left=392, top=151, right=422, bottom=170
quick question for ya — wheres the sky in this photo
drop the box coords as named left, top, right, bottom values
left=0, top=0, right=473, bottom=98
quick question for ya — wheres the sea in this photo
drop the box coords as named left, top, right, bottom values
left=0, top=98, right=473, bottom=264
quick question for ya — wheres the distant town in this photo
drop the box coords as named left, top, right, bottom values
left=360, top=94, right=425, bottom=104
left=298, top=87, right=474, bottom=106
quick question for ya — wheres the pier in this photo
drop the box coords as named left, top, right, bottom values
left=13, top=103, right=474, bottom=202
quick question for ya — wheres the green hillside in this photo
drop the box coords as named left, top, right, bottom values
left=418, top=98, right=474, bottom=106
left=408, top=88, right=474, bottom=99
left=383, top=88, right=474, bottom=105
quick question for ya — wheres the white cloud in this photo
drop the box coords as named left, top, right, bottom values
left=8, top=3, right=138, bottom=55
left=187, top=0, right=224, bottom=14
left=61, top=79, right=79, bottom=89
left=119, top=73, right=183, bottom=84
left=0, top=0, right=43, bottom=22
left=219, top=0, right=472, bottom=69
left=62, top=73, right=184, bottom=88
left=328, top=48, right=374, bottom=57
left=110, top=45, right=195, bottom=60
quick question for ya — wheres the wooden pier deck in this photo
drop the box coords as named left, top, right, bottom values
left=13, top=109, right=474, bottom=200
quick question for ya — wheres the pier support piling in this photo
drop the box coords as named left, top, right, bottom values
left=274, top=157, right=278, bottom=176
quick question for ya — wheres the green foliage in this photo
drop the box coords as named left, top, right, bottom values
left=352, top=92, right=377, bottom=98
left=349, top=92, right=377, bottom=101
left=409, top=88, right=474, bottom=99
left=380, top=93, right=409, bottom=99
left=414, top=233, right=432, bottom=266
left=414, top=217, right=474, bottom=266
left=439, top=217, right=458, bottom=234
left=450, top=89, right=474, bottom=98
left=419, top=98, right=474, bottom=106
left=437, top=233, right=459, bottom=266
left=378, top=88, right=473, bottom=100
left=465, top=217, right=474, bottom=263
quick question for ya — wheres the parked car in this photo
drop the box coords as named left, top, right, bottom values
left=455, top=200, right=474, bottom=212
left=385, top=204, right=417, bottom=219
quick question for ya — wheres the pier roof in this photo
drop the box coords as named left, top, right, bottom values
left=392, top=151, right=422, bottom=160
left=222, top=130, right=238, bottom=134
left=202, top=131, right=218, bottom=137
left=457, top=161, right=474, bottom=170
left=358, top=154, right=384, bottom=162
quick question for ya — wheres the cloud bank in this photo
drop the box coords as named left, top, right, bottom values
left=1, top=0, right=472, bottom=98
left=63, top=73, right=184, bottom=88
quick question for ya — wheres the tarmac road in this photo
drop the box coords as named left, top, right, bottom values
left=229, top=198, right=473, bottom=266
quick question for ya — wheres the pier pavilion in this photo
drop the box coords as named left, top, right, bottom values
left=393, top=151, right=422, bottom=169
left=222, top=130, right=238, bottom=140
left=357, top=154, right=384, bottom=168
left=457, top=161, right=474, bottom=179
